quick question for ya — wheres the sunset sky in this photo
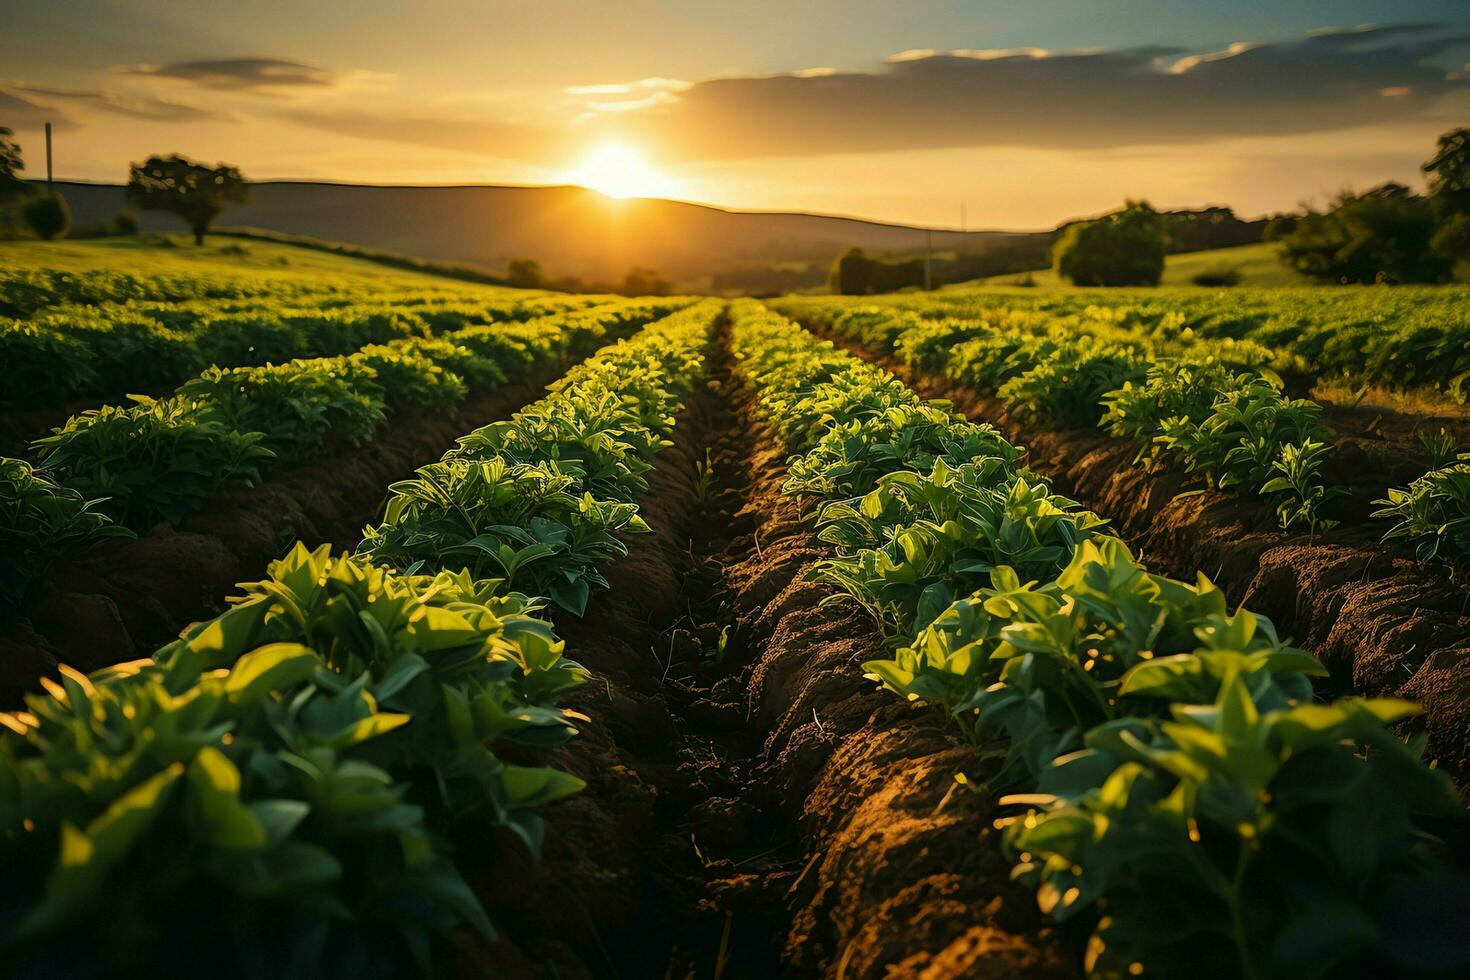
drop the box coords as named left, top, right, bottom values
left=4, top=1, right=1469, bottom=229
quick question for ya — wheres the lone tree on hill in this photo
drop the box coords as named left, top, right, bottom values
left=1053, top=200, right=1169, bottom=286
left=126, top=155, right=248, bottom=245
left=0, top=128, right=28, bottom=205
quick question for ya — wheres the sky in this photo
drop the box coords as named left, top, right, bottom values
left=3, top=1, right=1469, bottom=229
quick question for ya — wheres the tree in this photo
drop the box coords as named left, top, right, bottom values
left=0, top=128, right=27, bottom=205
left=126, top=155, right=248, bottom=245
left=830, top=248, right=870, bottom=293
left=620, top=266, right=670, bottom=296
left=1262, top=214, right=1299, bottom=242
left=1278, top=183, right=1451, bottom=284
left=1432, top=213, right=1470, bottom=265
left=1423, top=127, right=1470, bottom=219
left=1053, top=200, right=1169, bottom=286
left=828, top=248, right=927, bottom=294
left=21, top=192, right=70, bottom=240
left=506, top=258, right=544, bottom=289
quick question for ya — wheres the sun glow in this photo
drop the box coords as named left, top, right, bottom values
left=567, top=143, right=676, bottom=200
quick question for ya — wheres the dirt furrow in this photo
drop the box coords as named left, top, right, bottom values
left=470, top=321, right=1073, bottom=977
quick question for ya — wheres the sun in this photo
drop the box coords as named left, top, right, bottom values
left=567, top=143, right=675, bottom=200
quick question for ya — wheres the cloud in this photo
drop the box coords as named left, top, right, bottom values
left=582, top=23, right=1470, bottom=161
left=278, top=24, right=1470, bottom=168
left=115, top=58, right=338, bottom=91
left=6, top=81, right=219, bottom=122
left=281, top=108, right=570, bottom=163
left=0, top=86, right=77, bottom=129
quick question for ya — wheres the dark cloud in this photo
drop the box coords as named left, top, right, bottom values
left=599, top=23, right=1470, bottom=161
left=115, top=58, right=336, bottom=90
left=7, top=82, right=218, bottom=122
left=276, top=24, right=1470, bottom=166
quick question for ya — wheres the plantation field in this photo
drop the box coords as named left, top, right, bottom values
left=2, top=240, right=1469, bottom=980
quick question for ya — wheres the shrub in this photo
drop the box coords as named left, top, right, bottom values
left=21, top=193, right=70, bottom=241
left=1053, top=201, right=1169, bottom=286
left=1190, top=266, right=1242, bottom=287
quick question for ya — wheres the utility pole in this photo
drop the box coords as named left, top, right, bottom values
left=44, top=122, right=53, bottom=189
left=923, top=227, right=933, bottom=291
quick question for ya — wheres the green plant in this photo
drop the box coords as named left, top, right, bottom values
left=1006, top=681, right=1460, bottom=980
left=784, top=404, right=1019, bottom=500
left=362, top=301, right=718, bottom=615
left=1419, top=428, right=1459, bottom=470
left=736, top=301, right=1464, bottom=980
left=1155, top=375, right=1331, bottom=494
left=361, top=457, right=647, bottom=615
left=0, top=458, right=134, bottom=610
left=998, top=342, right=1147, bottom=427
left=178, top=361, right=386, bottom=459
left=1374, top=461, right=1470, bottom=562
left=1261, top=438, right=1343, bottom=531
left=34, top=399, right=275, bottom=529
left=0, top=544, right=588, bottom=975
left=814, top=462, right=1106, bottom=640
left=1101, top=358, right=1237, bottom=461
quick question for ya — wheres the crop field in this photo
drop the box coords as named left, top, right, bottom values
left=2, top=239, right=1469, bottom=980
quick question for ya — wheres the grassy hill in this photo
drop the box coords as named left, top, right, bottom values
left=958, top=242, right=1312, bottom=289
left=0, top=234, right=541, bottom=296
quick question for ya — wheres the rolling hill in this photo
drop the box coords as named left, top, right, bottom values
left=51, top=179, right=1035, bottom=289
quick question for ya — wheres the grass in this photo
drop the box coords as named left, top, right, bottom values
left=214, top=227, right=516, bottom=288
left=0, top=234, right=530, bottom=293
left=953, top=242, right=1314, bottom=290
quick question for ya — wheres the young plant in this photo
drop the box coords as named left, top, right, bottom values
left=1374, top=461, right=1470, bottom=562
left=1261, top=438, right=1344, bottom=532
left=34, top=399, right=274, bottom=530
left=0, top=458, right=134, bottom=609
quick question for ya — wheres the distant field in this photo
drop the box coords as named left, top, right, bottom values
left=955, top=241, right=1313, bottom=289
left=0, top=233, right=495, bottom=290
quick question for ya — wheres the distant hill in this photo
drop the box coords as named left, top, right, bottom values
left=50, top=180, right=1034, bottom=289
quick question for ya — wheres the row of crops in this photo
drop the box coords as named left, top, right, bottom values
left=921, top=287, right=1470, bottom=401
left=775, top=295, right=1470, bottom=556
left=2, top=250, right=1467, bottom=978
left=1, top=296, right=684, bottom=610
left=0, top=274, right=605, bottom=410
left=731, top=300, right=1461, bottom=979
left=0, top=300, right=722, bottom=974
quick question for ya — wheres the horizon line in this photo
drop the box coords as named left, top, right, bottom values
left=34, top=175, right=1261, bottom=237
